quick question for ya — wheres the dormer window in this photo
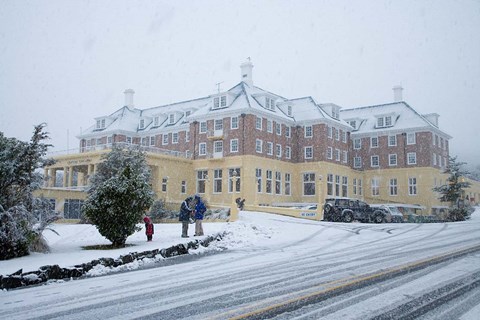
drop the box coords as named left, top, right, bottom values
left=213, top=95, right=227, bottom=109
left=139, top=119, right=145, bottom=129
left=153, top=116, right=159, bottom=127
left=96, top=118, right=106, bottom=129
left=185, top=110, right=191, bottom=118
left=331, top=107, right=340, bottom=120
left=287, top=105, right=292, bottom=116
left=265, top=97, right=275, bottom=111
left=348, top=120, right=356, bottom=129
left=376, top=115, right=394, bottom=128
left=168, top=114, right=175, bottom=125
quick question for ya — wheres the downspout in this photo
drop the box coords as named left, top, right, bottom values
left=193, top=121, right=198, bottom=160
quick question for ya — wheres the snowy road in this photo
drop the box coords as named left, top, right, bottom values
left=2, top=211, right=480, bottom=319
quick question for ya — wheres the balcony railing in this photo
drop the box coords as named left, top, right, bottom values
left=48, top=142, right=191, bottom=159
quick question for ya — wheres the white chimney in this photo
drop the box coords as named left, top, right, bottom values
left=240, top=58, right=254, bottom=87
left=124, top=89, right=135, bottom=108
left=393, top=85, right=403, bottom=102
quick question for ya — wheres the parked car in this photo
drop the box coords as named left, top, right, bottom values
left=323, top=198, right=386, bottom=223
left=371, top=204, right=404, bottom=223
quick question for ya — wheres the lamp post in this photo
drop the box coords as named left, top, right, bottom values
left=316, top=174, right=323, bottom=220
left=230, top=170, right=239, bottom=221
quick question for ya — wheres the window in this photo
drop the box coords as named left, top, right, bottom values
left=305, top=125, right=313, bottom=138
left=335, top=149, right=341, bottom=161
left=256, top=139, right=263, bottom=153
left=172, top=132, right=178, bottom=144
left=63, top=199, right=84, bottom=219
left=228, top=168, right=241, bottom=193
left=108, top=136, right=113, bottom=144
left=199, top=142, right=206, bottom=156
left=389, top=154, right=397, bottom=166
left=327, top=126, right=333, bottom=138
left=390, top=178, right=398, bottom=196
left=409, top=177, right=417, bottom=195
left=196, top=170, right=208, bottom=194
left=139, top=119, right=145, bottom=129
left=303, top=173, right=316, bottom=196
left=213, top=95, right=227, bottom=109
left=342, top=131, right=347, bottom=143
left=285, top=146, right=291, bottom=159
left=335, top=175, right=340, bottom=196
left=358, top=179, right=363, bottom=196
left=214, top=119, right=223, bottom=131
left=407, top=132, right=416, bottom=145
left=126, top=136, right=132, bottom=144
left=327, top=147, right=332, bottom=159
left=256, top=116, right=262, bottom=130
left=285, top=126, right=291, bottom=138
left=371, top=178, right=380, bottom=196
left=96, top=118, right=106, bottom=129
left=275, top=171, right=282, bottom=195
left=181, top=180, right=186, bottom=194
left=285, top=173, right=291, bottom=196
left=353, top=178, right=358, bottom=195
left=342, top=176, right=348, bottom=197
left=354, top=138, right=361, bottom=150
left=214, top=141, right=223, bottom=154
left=162, top=177, right=168, bottom=192
left=388, top=135, right=397, bottom=146
left=185, top=131, right=190, bottom=142
left=231, top=116, right=238, bottom=129
left=150, top=136, right=156, bottom=146
left=256, top=168, right=262, bottom=193
left=433, top=153, right=437, bottom=166
left=349, top=120, right=356, bottom=129
left=343, top=151, right=348, bottom=163
left=377, top=115, right=392, bottom=128
left=287, top=105, right=292, bottom=116
left=305, top=146, right=313, bottom=159
left=335, top=128, right=340, bottom=141
left=168, top=114, right=175, bottom=125
left=267, top=120, right=273, bottom=133
left=265, top=97, right=275, bottom=110
left=153, top=116, right=159, bottom=127
left=275, top=123, right=281, bottom=135
left=200, top=121, right=207, bottom=133
left=371, top=137, right=378, bottom=148
left=371, top=155, right=379, bottom=167
left=267, top=142, right=273, bottom=155
left=230, top=139, right=239, bottom=153
left=354, top=157, right=362, bottom=168
left=266, top=170, right=272, bottom=194
left=327, top=174, right=333, bottom=196
left=276, top=144, right=282, bottom=158
left=214, top=169, right=222, bottom=193
left=407, top=152, right=417, bottom=165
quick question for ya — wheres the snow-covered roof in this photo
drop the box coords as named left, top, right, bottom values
left=341, top=102, right=451, bottom=138
left=78, top=81, right=352, bottom=139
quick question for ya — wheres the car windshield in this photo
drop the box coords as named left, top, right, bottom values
left=387, top=206, right=402, bottom=214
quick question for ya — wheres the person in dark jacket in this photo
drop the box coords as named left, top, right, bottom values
left=179, top=196, right=194, bottom=238
left=194, top=195, right=206, bottom=236
left=143, top=216, right=154, bottom=241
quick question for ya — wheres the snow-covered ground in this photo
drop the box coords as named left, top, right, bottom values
left=1, top=209, right=480, bottom=319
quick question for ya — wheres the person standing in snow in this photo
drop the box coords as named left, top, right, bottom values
left=179, top=196, right=194, bottom=238
left=194, top=195, right=206, bottom=236
left=143, top=216, right=154, bottom=241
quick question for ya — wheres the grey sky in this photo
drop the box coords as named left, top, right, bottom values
left=1, top=0, right=479, bottom=165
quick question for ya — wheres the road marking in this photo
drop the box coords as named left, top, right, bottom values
left=208, top=244, right=480, bottom=320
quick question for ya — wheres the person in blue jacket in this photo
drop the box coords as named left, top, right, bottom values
left=179, top=196, right=194, bottom=238
left=194, top=195, right=206, bottom=236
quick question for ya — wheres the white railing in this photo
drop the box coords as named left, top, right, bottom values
left=47, top=142, right=191, bottom=159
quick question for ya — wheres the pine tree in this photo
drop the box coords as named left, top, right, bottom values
left=82, top=146, right=155, bottom=247
left=0, top=124, right=57, bottom=259
left=433, top=156, right=471, bottom=221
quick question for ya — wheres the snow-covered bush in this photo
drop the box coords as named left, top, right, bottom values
left=83, top=147, right=155, bottom=247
